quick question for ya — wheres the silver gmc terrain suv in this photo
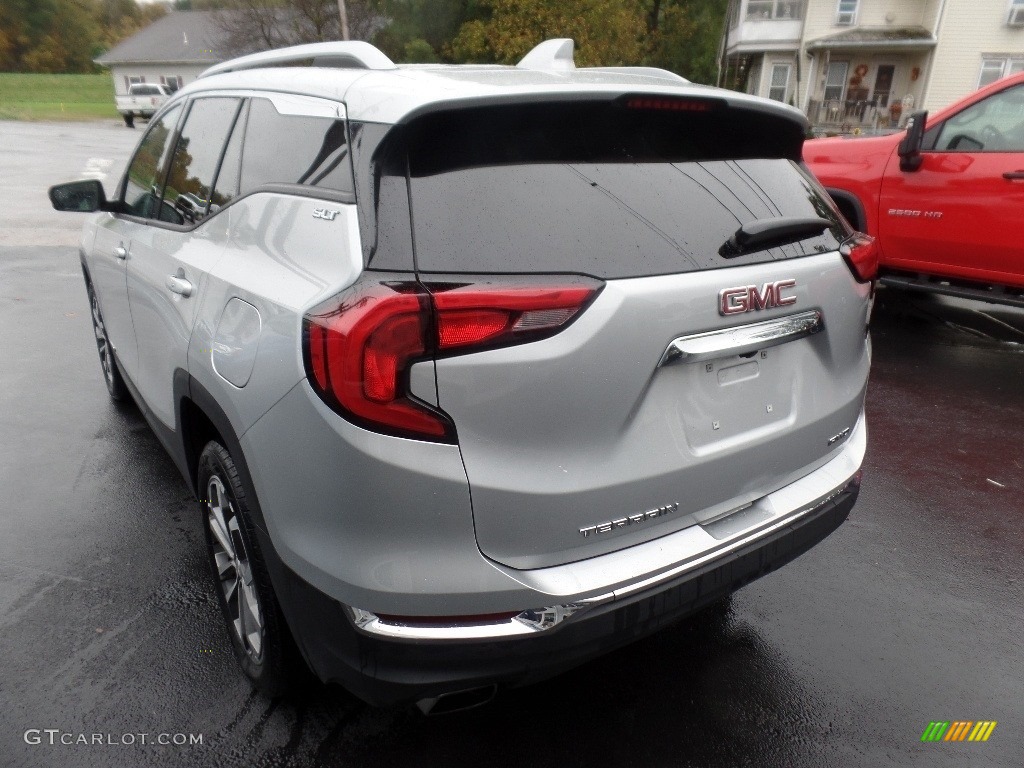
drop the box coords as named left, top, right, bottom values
left=50, top=39, right=872, bottom=713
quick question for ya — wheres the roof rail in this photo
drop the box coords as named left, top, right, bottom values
left=200, top=41, right=396, bottom=79
left=517, top=39, right=575, bottom=72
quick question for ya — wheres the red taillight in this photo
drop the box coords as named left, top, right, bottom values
left=840, top=233, right=878, bottom=283
left=432, top=285, right=597, bottom=352
left=303, top=279, right=600, bottom=442
left=304, top=282, right=452, bottom=441
left=437, top=309, right=509, bottom=349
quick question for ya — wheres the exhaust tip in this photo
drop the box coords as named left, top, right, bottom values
left=416, top=685, right=497, bottom=716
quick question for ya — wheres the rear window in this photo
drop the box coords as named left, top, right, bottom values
left=405, top=101, right=843, bottom=278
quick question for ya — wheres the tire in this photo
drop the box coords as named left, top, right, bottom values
left=122, top=112, right=134, bottom=128
left=198, top=441, right=297, bottom=696
left=87, top=283, right=128, bottom=401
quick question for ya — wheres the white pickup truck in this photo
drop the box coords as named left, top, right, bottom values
left=115, top=83, right=171, bottom=127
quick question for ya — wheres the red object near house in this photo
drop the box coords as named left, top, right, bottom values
left=804, top=72, right=1024, bottom=304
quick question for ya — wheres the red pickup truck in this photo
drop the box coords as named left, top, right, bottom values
left=804, top=72, right=1024, bottom=307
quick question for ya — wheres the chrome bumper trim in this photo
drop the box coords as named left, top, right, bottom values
left=348, top=594, right=613, bottom=641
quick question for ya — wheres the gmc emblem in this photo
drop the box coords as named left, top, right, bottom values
left=719, top=279, right=797, bottom=316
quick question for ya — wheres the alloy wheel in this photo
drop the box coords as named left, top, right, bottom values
left=206, top=475, right=264, bottom=662
left=89, top=289, right=115, bottom=388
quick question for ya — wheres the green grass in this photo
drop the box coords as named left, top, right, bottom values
left=0, top=73, right=119, bottom=121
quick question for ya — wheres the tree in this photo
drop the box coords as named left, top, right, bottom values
left=643, top=0, right=727, bottom=84
left=441, top=0, right=725, bottom=81
left=0, top=0, right=171, bottom=72
left=448, top=0, right=645, bottom=66
left=370, top=0, right=480, bottom=62
left=211, top=0, right=377, bottom=56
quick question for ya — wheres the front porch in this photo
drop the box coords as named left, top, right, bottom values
left=804, top=27, right=935, bottom=134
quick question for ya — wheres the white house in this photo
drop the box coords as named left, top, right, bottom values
left=720, top=0, right=1024, bottom=129
left=94, top=12, right=230, bottom=99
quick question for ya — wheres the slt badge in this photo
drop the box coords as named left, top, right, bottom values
left=312, top=207, right=341, bottom=221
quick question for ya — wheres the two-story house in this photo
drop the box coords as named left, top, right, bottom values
left=720, top=0, right=1024, bottom=130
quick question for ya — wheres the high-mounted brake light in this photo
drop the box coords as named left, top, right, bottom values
left=840, top=234, right=879, bottom=283
left=624, top=96, right=719, bottom=112
left=303, top=279, right=601, bottom=442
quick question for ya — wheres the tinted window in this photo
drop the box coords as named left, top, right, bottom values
left=351, top=121, right=415, bottom=270
left=239, top=98, right=353, bottom=196
left=123, top=104, right=182, bottom=221
left=405, top=102, right=841, bottom=278
left=163, top=97, right=241, bottom=224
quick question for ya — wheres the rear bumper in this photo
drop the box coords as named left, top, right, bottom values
left=267, top=477, right=859, bottom=706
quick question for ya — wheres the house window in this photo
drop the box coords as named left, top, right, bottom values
left=125, top=75, right=144, bottom=91
left=823, top=61, right=849, bottom=102
left=836, top=0, right=858, bottom=25
left=769, top=63, right=792, bottom=102
left=1008, top=0, right=1024, bottom=26
left=160, top=75, right=183, bottom=92
left=978, top=57, right=1024, bottom=88
left=746, top=0, right=803, bottom=20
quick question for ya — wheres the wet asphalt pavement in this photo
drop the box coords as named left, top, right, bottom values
left=2, top=122, right=1024, bottom=768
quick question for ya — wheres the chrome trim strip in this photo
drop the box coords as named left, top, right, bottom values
left=612, top=480, right=852, bottom=600
left=659, top=309, right=823, bottom=366
left=348, top=594, right=613, bottom=641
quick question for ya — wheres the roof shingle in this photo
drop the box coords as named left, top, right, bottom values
left=94, top=11, right=228, bottom=66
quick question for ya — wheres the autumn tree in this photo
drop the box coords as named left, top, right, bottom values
left=438, top=0, right=725, bottom=81
left=0, top=0, right=167, bottom=72
left=643, top=0, right=726, bottom=84
left=448, top=0, right=646, bottom=66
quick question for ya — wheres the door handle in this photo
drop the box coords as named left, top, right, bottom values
left=165, top=275, right=193, bottom=297
left=114, top=245, right=128, bottom=260
left=1003, top=171, right=1024, bottom=180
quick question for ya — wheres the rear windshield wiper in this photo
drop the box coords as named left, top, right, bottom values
left=719, top=217, right=832, bottom=258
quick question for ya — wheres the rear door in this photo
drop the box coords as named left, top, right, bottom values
left=405, top=99, right=871, bottom=569
left=878, top=82, right=1024, bottom=287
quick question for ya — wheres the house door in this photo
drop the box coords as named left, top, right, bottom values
left=872, top=65, right=895, bottom=108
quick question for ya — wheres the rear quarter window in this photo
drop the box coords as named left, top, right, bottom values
left=239, top=97, right=354, bottom=197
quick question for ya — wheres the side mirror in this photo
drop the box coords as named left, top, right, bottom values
left=898, top=110, right=928, bottom=172
left=48, top=179, right=117, bottom=213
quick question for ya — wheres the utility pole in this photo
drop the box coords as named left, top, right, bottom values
left=337, top=0, right=350, bottom=40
